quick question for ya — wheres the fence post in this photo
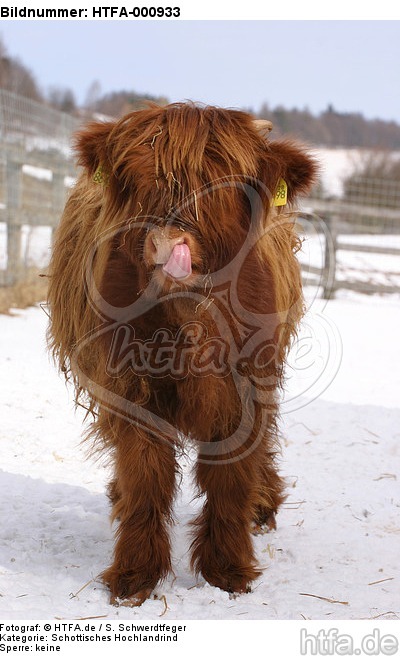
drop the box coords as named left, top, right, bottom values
left=51, top=168, right=67, bottom=244
left=322, top=214, right=337, bottom=300
left=5, top=153, right=23, bottom=286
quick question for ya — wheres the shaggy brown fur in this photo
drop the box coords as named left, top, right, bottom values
left=47, top=102, right=317, bottom=606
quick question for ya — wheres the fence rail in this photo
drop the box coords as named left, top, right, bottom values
left=299, top=208, right=400, bottom=298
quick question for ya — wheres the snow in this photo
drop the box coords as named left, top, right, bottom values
left=0, top=289, right=399, bottom=623
left=22, top=164, right=53, bottom=182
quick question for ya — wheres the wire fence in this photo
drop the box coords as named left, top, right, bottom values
left=0, top=89, right=80, bottom=286
left=0, top=88, right=78, bottom=153
left=301, top=154, right=400, bottom=295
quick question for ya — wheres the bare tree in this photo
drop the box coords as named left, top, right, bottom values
left=47, top=86, right=77, bottom=114
left=0, top=36, right=43, bottom=101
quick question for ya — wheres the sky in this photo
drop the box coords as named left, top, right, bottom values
left=1, top=20, right=400, bottom=122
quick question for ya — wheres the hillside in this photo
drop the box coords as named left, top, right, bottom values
left=257, top=103, right=400, bottom=150
left=2, top=36, right=400, bottom=149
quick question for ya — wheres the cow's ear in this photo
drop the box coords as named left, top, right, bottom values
left=266, top=140, right=319, bottom=203
left=74, top=120, right=115, bottom=177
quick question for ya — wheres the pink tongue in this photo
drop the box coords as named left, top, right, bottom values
left=162, top=243, right=192, bottom=279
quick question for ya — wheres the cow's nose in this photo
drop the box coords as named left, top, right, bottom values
left=145, top=230, right=184, bottom=265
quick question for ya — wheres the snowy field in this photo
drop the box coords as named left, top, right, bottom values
left=0, top=286, right=399, bottom=623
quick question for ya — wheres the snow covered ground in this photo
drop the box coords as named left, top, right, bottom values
left=0, top=285, right=399, bottom=622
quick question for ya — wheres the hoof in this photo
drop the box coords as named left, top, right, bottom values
left=252, top=509, right=277, bottom=535
left=102, top=566, right=156, bottom=606
left=200, top=565, right=260, bottom=595
left=110, top=588, right=153, bottom=607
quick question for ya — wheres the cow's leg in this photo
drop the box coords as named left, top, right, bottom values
left=102, top=426, right=177, bottom=606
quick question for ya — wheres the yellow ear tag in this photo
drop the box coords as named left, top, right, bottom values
left=273, top=178, right=288, bottom=206
left=93, top=164, right=109, bottom=186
